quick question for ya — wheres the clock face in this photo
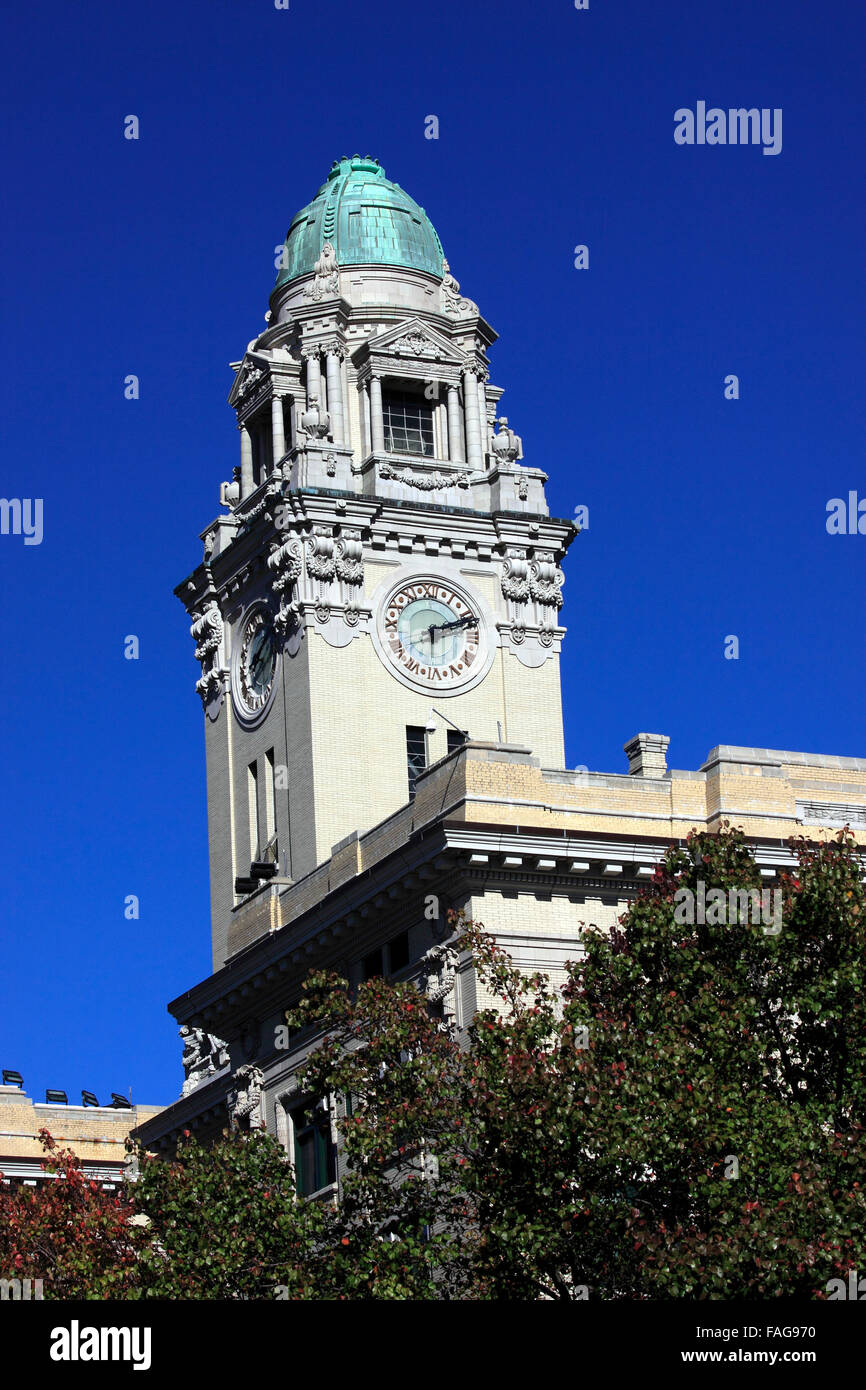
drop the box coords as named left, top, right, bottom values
left=233, top=606, right=279, bottom=720
left=380, top=580, right=485, bottom=692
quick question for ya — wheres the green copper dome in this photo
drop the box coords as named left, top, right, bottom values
left=274, top=156, right=445, bottom=288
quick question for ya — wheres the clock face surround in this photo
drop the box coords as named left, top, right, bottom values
left=377, top=576, right=492, bottom=693
left=232, top=604, right=279, bottom=723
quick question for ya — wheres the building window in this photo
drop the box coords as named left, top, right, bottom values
left=406, top=726, right=427, bottom=801
left=447, top=728, right=466, bottom=755
left=383, top=391, right=434, bottom=457
left=264, top=749, right=276, bottom=844
left=388, top=930, right=410, bottom=974
left=291, top=1100, right=336, bottom=1197
left=362, top=933, right=410, bottom=981
left=362, top=947, right=384, bottom=980
left=247, top=760, right=259, bottom=861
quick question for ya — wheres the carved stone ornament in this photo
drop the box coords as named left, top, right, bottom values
left=462, top=356, right=488, bottom=383
left=501, top=547, right=530, bottom=603
left=324, top=452, right=337, bottom=477
left=304, top=241, right=339, bottom=301
left=180, top=1024, right=229, bottom=1097
left=379, top=461, right=472, bottom=491
left=236, top=480, right=283, bottom=534
left=440, top=259, right=478, bottom=316
left=307, top=525, right=336, bottom=581
left=335, top=528, right=364, bottom=586
left=268, top=536, right=303, bottom=637
left=236, top=363, right=265, bottom=399
left=491, top=416, right=522, bottom=465
left=530, top=552, right=565, bottom=609
left=300, top=396, right=330, bottom=439
left=226, top=1063, right=265, bottom=1131
left=389, top=327, right=443, bottom=360
left=190, top=601, right=224, bottom=709
left=420, top=934, right=461, bottom=1026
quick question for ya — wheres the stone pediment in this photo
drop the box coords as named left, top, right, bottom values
left=227, top=353, right=269, bottom=408
left=365, top=318, right=464, bottom=367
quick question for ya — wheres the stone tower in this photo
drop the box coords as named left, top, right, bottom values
left=136, top=159, right=866, bottom=1163
left=177, top=157, right=576, bottom=970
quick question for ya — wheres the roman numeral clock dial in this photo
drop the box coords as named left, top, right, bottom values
left=375, top=578, right=494, bottom=694
left=231, top=604, right=279, bottom=724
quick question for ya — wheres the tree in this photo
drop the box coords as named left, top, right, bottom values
left=5, top=826, right=863, bottom=1300
left=288, top=824, right=866, bottom=1299
left=458, top=824, right=866, bottom=1298
left=128, top=1129, right=332, bottom=1300
left=283, top=970, right=474, bottom=1299
left=0, top=1129, right=143, bottom=1298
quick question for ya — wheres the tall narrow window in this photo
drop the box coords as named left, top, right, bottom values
left=247, top=760, right=259, bottom=861
left=388, top=930, right=410, bottom=974
left=406, top=726, right=427, bottom=801
left=252, top=417, right=273, bottom=487
left=291, top=1100, right=336, bottom=1197
left=264, top=749, right=276, bottom=844
left=362, top=947, right=384, bottom=981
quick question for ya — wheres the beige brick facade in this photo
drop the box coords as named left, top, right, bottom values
left=0, top=1086, right=162, bottom=1185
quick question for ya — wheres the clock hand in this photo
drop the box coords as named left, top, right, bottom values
left=250, top=650, right=270, bottom=683
left=429, top=616, right=477, bottom=635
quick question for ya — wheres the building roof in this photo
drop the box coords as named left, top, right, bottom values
left=0, top=1085, right=163, bottom=1184
left=274, top=156, right=445, bottom=288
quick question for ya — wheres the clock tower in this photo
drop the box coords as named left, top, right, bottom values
left=178, top=157, right=576, bottom=971
left=138, top=156, right=866, bottom=1163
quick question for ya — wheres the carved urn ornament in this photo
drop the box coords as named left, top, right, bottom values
left=492, top=417, right=521, bottom=465
left=301, top=395, right=330, bottom=439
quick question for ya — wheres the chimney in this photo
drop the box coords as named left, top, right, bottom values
left=624, top=732, right=670, bottom=778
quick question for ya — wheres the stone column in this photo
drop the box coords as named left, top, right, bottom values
left=437, top=400, right=448, bottom=460
left=370, top=372, right=385, bottom=453
left=447, top=384, right=463, bottom=463
left=271, top=394, right=286, bottom=463
left=239, top=424, right=254, bottom=498
left=477, top=377, right=489, bottom=465
left=305, top=350, right=321, bottom=411
left=463, top=368, right=483, bottom=468
left=325, top=350, right=345, bottom=445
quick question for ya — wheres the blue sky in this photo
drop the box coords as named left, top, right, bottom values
left=1, top=0, right=863, bottom=1106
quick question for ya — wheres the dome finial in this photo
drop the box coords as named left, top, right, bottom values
left=275, top=159, right=444, bottom=287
